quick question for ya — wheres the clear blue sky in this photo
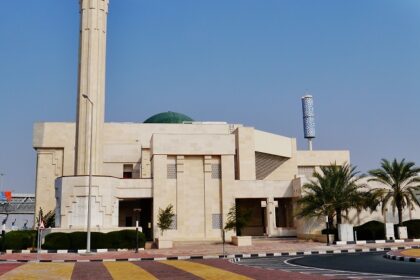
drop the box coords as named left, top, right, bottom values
left=0, top=0, right=419, bottom=192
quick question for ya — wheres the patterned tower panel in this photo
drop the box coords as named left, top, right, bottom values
left=301, top=95, right=316, bottom=139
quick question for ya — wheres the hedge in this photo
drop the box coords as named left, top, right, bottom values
left=42, top=230, right=146, bottom=250
left=354, top=220, right=385, bottom=240
left=42, top=232, right=70, bottom=250
left=1, top=230, right=37, bottom=250
left=354, top=219, right=420, bottom=240
left=402, top=219, right=420, bottom=238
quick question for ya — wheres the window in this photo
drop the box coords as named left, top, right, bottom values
left=123, top=164, right=133, bottom=179
left=167, top=164, right=177, bottom=179
left=211, top=164, right=221, bottom=179
left=169, top=215, right=177, bottom=230
left=212, top=214, right=222, bottom=229
left=298, top=166, right=315, bottom=178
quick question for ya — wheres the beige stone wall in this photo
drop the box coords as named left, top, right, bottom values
left=264, top=139, right=299, bottom=181
left=296, top=150, right=350, bottom=167
left=254, top=129, right=292, bottom=157
left=34, top=149, right=64, bottom=214
left=56, top=176, right=152, bottom=230
left=141, top=149, right=151, bottom=178
left=152, top=134, right=235, bottom=156
left=34, top=121, right=356, bottom=240
left=235, top=127, right=256, bottom=180
left=33, top=123, right=75, bottom=176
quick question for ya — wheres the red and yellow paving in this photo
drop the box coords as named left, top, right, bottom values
left=0, top=260, right=328, bottom=280
left=400, top=249, right=420, bottom=257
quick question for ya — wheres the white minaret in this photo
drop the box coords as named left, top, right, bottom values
left=75, top=0, right=109, bottom=175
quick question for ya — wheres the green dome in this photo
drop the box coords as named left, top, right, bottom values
left=144, top=111, right=194, bottom=124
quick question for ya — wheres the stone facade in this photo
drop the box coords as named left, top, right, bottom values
left=34, top=121, right=354, bottom=240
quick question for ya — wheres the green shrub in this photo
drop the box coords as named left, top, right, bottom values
left=4, top=230, right=37, bottom=250
left=42, top=232, right=70, bottom=250
left=91, top=232, right=108, bottom=249
left=68, top=232, right=86, bottom=250
left=354, top=221, right=385, bottom=240
left=402, top=219, right=420, bottom=238
left=42, top=230, right=145, bottom=250
left=105, top=230, right=120, bottom=249
left=105, top=230, right=145, bottom=249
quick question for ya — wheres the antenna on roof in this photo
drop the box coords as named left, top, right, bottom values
left=301, top=95, right=316, bottom=151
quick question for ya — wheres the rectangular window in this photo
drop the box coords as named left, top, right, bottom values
left=211, top=164, right=221, bottom=179
left=169, top=215, right=177, bottom=230
left=123, top=164, right=133, bottom=179
left=167, top=164, right=177, bottom=179
left=212, top=214, right=222, bottom=229
left=298, top=166, right=315, bottom=178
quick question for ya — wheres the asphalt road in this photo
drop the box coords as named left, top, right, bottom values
left=239, top=252, right=420, bottom=279
left=290, top=252, right=420, bottom=278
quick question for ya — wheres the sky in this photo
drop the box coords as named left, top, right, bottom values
left=0, top=0, right=420, bottom=193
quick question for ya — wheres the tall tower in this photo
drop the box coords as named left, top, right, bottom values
left=301, top=95, right=316, bottom=151
left=75, top=0, right=109, bottom=175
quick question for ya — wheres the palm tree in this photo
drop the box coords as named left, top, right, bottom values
left=297, top=163, right=367, bottom=228
left=368, top=159, right=420, bottom=226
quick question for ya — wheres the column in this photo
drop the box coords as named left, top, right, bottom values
left=75, top=0, right=109, bottom=175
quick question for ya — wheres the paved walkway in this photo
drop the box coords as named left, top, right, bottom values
left=0, top=239, right=419, bottom=262
left=0, top=259, right=329, bottom=279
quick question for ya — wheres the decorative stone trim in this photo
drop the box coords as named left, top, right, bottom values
left=385, top=251, right=420, bottom=263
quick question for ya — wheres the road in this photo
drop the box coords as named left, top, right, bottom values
left=239, top=252, right=420, bottom=279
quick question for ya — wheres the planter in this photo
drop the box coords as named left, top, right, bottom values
left=338, top=224, right=354, bottom=242
left=385, top=223, right=395, bottom=240
left=155, top=238, right=173, bottom=249
left=231, top=236, right=252, bottom=246
left=397, top=226, right=408, bottom=239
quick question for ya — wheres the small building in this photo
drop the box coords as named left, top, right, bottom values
left=33, top=112, right=349, bottom=241
left=0, top=193, right=35, bottom=230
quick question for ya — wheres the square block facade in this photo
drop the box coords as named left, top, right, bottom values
left=33, top=121, right=350, bottom=241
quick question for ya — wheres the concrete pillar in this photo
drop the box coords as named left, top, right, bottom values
left=235, top=127, right=256, bottom=180
left=221, top=155, right=236, bottom=239
left=265, top=197, right=278, bottom=237
left=152, top=155, right=167, bottom=238
left=203, top=156, right=213, bottom=239
left=75, top=0, right=109, bottom=175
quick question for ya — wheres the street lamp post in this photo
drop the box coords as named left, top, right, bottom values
left=82, top=94, right=94, bottom=253
left=325, top=215, right=330, bottom=246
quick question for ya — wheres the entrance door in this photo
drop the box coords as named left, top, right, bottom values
left=235, top=198, right=266, bottom=236
left=119, top=198, right=153, bottom=241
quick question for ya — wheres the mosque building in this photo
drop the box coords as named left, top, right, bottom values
left=33, top=0, right=351, bottom=241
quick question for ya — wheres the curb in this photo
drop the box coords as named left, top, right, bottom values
left=335, top=239, right=420, bottom=245
left=0, top=245, right=419, bottom=263
left=385, top=251, right=420, bottom=263
left=2, top=248, right=142, bottom=254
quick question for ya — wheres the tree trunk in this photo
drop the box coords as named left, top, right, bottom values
left=328, top=214, right=334, bottom=231
left=397, top=205, right=403, bottom=226
left=336, top=209, right=342, bottom=227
